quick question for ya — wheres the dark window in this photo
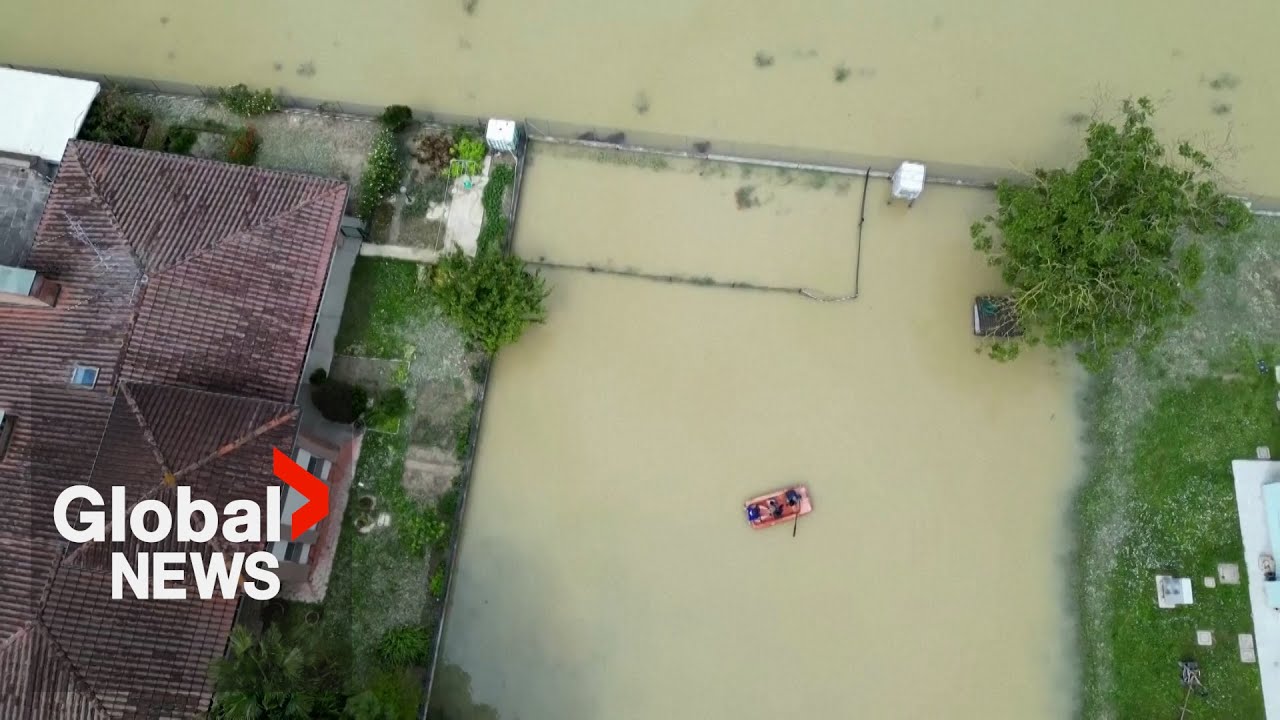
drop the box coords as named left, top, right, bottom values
left=284, top=542, right=305, bottom=562
left=306, top=454, right=326, bottom=477
left=0, top=411, right=12, bottom=462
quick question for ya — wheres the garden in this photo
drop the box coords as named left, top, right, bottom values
left=76, top=83, right=548, bottom=718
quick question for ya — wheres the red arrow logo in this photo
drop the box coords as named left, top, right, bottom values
left=273, top=448, right=330, bottom=541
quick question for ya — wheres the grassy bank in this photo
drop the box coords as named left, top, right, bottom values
left=1077, top=218, right=1280, bottom=718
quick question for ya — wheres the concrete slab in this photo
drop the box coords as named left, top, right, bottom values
left=1231, top=459, right=1280, bottom=718
left=1262, top=447, right=1273, bottom=460
left=1243, top=633, right=1259, bottom=663
left=442, top=155, right=491, bottom=257
left=1205, top=576, right=1217, bottom=588
left=1221, top=562, right=1242, bottom=585
left=1197, top=630, right=1214, bottom=646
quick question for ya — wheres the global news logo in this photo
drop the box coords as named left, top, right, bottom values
left=52, top=448, right=329, bottom=601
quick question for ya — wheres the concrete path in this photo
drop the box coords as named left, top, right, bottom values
left=358, top=243, right=442, bottom=263
left=442, top=155, right=491, bottom=256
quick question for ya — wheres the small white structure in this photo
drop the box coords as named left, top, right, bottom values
left=1156, top=575, right=1195, bottom=608
left=889, top=161, right=926, bottom=207
left=0, top=68, right=99, bottom=164
left=1197, top=630, right=1214, bottom=646
left=485, top=118, right=519, bottom=155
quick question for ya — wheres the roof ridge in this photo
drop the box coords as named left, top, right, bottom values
left=74, top=139, right=347, bottom=189
left=119, top=382, right=175, bottom=478
left=145, top=183, right=348, bottom=281
left=10, top=618, right=113, bottom=718
left=174, top=405, right=300, bottom=478
left=60, top=142, right=146, bottom=281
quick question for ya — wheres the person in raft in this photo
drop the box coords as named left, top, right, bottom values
left=746, top=504, right=763, bottom=523
left=768, top=498, right=783, bottom=518
left=785, top=488, right=801, bottom=507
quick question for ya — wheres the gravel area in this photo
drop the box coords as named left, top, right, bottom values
left=133, top=93, right=377, bottom=183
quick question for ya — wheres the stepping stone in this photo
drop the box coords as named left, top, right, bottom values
left=1219, top=563, right=1241, bottom=585
left=1259, top=446, right=1272, bottom=460
left=1197, top=630, right=1214, bottom=646
left=1204, top=576, right=1217, bottom=588
left=1241, top=634, right=1257, bottom=663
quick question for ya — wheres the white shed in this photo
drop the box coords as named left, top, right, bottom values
left=0, top=68, right=100, bottom=164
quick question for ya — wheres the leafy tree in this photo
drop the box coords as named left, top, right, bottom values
left=971, top=97, right=1252, bottom=370
left=210, top=625, right=343, bottom=720
left=429, top=248, right=547, bottom=353
left=378, top=105, right=413, bottom=133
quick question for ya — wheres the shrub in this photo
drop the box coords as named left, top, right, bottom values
left=309, top=367, right=328, bottom=385
left=164, top=126, right=199, bottom=155
left=218, top=83, right=280, bottom=117
left=454, top=422, right=472, bottom=460
left=311, top=379, right=368, bottom=424
left=376, top=625, right=431, bottom=669
left=398, top=507, right=446, bottom=555
left=80, top=86, right=152, bottom=147
left=446, top=134, right=487, bottom=178
left=357, top=130, right=404, bottom=220
left=226, top=126, right=260, bottom=166
left=429, top=566, right=446, bottom=599
left=430, top=249, right=547, bottom=354
left=345, top=669, right=421, bottom=720
left=378, top=105, right=413, bottom=133
left=437, top=486, right=460, bottom=519
left=373, top=387, right=409, bottom=419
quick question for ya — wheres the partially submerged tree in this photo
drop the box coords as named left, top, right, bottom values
left=971, top=97, right=1252, bottom=370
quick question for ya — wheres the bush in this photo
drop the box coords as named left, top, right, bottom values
left=357, top=130, right=404, bottom=220
left=311, top=379, right=369, bottom=424
left=164, top=126, right=199, bottom=155
left=80, top=86, right=152, bottom=147
left=378, top=105, right=413, bottom=133
left=430, top=250, right=547, bottom=354
left=429, top=565, right=446, bottom=599
left=398, top=507, right=446, bottom=555
left=344, top=669, right=421, bottom=720
left=376, top=625, right=431, bottom=669
left=226, top=126, right=260, bottom=166
left=309, top=367, right=328, bottom=385
left=446, top=134, right=487, bottom=178
left=374, top=387, right=409, bottom=419
left=218, top=83, right=280, bottom=117
left=437, top=485, right=460, bottom=519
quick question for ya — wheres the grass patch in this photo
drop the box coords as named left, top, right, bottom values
left=334, top=259, right=429, bottom=359
left=1076, top=218, right=1280, bottom=719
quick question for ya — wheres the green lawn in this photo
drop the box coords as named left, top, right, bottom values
left=1077, top=218, right=1280, bottom=719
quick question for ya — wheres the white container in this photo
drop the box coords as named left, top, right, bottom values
left=486, top=118, right=519, bottom=154
left=890, top=161, right=926, bottom=206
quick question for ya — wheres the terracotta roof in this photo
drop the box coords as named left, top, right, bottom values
left=0, top=141, right=348, bottom=718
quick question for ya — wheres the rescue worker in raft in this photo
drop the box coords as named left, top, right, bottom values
left=746, top=503, right=762, bottom=523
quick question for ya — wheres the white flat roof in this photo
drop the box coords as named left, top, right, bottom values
left=0, top=68, right=100, bottom=163
left=1232, top=459, right=1280, bottom=719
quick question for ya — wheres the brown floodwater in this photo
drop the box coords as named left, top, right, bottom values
left=433, top=144, right=1083, bottom=719
left=2, top=1, right=1275, bottom=197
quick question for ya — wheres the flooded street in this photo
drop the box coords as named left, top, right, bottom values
left=3, top=0, right=1276, bottom=196
left=434, top=145, right=1083, bottom=719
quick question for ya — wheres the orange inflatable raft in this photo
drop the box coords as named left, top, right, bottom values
left=744, top=485, right=812, bottom=529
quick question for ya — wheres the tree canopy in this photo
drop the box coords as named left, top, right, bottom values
left=971, top=97, right=1252, bottom=370
left=210, top=626, right=343, bottom=720
left=430, top=245, right=547, bottom=354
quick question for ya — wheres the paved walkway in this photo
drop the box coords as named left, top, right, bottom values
left=0, top=164, right=50, bottom=266
left=358, top=243, right=441, bottom=263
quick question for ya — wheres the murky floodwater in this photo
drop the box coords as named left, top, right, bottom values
left=3, top=1, right=1276, bottom=197
left=433, top=144, right=1082, bottom=719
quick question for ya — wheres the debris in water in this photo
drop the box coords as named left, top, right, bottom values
left=633, top=92, right=650, bottom=115
left=754, top=51, right=775, bottom=68
left=735, top=186, right=760, bottom=210
left=834, top=64, right=850, bottom=83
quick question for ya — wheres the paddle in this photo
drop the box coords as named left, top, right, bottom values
left=792, top=492, right=801, bottom=537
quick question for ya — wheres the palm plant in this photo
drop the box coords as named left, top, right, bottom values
left=210, top=625, right=341, bottom=720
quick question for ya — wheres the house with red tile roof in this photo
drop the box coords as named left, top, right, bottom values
left=0, top=141, right=359, bottom=718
